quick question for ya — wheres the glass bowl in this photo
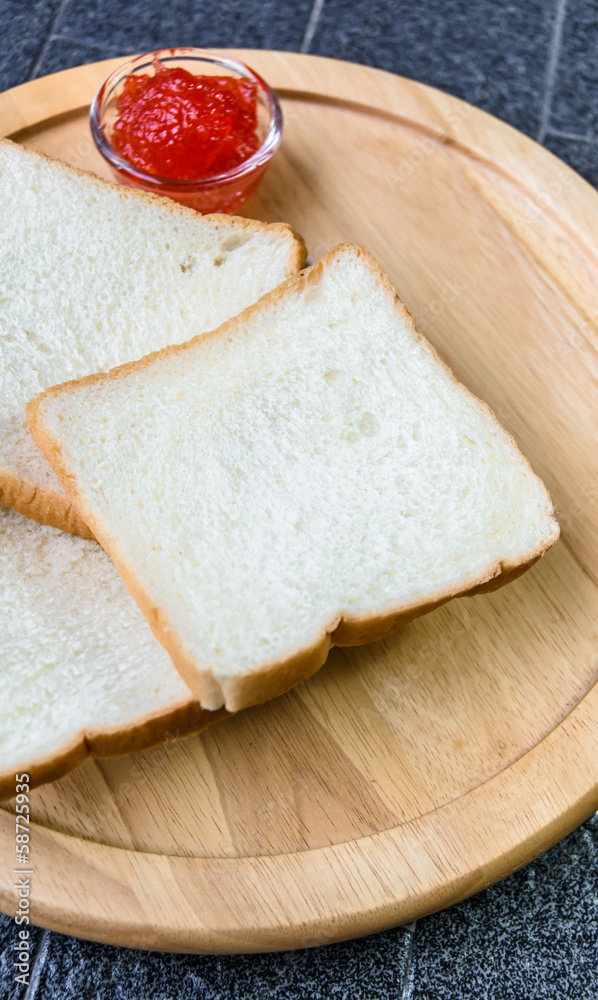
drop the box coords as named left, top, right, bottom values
left=89, top=48, right=283, bottom=214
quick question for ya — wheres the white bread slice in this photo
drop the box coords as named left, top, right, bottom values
left=0, top=138, right=306, bottom=538
left=28, top=244, right=560, bottom=714
left=0, top=503, right=226, bottom=799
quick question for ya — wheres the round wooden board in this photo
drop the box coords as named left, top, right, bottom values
left=1, top=51, right=598, bottom=954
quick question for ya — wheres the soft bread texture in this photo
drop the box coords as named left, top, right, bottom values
left=28, top=244, right=560, bottom=713
left=0, top=503, right=227, bottom=800
left=0, top=138, right=306, bottom=537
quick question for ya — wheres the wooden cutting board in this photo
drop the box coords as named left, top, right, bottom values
left=1, top=51, right=598, bottom=954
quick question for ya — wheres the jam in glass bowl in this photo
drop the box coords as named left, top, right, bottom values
left=90, top=48, right=283, bottom=214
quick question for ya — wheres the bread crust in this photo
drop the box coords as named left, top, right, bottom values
left=0, top=468, right=96, bottom=540
left=27, top=243, right=560, bottom=714
left=0, top=137, right=307, bottom=538
left=0, top=695, right=229, bottom=801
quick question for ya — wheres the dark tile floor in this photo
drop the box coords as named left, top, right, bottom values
left=0, top=914, right=43, bottom=1000
left=549, top=0, right=598, bottom=138
left=1, top=1, right=598, bottom=997
left=15, top=920, right=414, bottom=1000
left=311, top=0, right=556, bottom=136
left=30, top=0, right=315, bottom=80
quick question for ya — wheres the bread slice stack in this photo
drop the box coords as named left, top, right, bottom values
left=0, top=139, right=303, bottom=792
left=0, top=141, right=559, bottom=795
left=28, top=244, right=560, bottom=716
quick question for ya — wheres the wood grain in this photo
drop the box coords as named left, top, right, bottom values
left=0, top=51, right=597, bottom=952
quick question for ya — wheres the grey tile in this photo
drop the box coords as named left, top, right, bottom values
left=549, top=0, right=598, bottom=137
left=411, top=812, right=598, bottom=1000
left=310, top=0, right=558, bottom=138
left=0, top=913, right=44, bottom=1000
left=34, top=924, right=412, bottom=999
left=543, top=132, right=598, bottom=190
left=33, top=0, right=313, bottom=79
left=0, top=0, right=63, bottom=90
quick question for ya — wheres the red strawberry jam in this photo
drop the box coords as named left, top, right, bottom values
left=112, top=62, right=260, bottom=180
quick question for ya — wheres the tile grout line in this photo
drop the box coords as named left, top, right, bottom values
left=28, top=0, right=71, bottom=81
left=300, top=0, right=326, bottom=54
left=545, top=126, right=598, bottom=143
left=536, top=0, right=569, bottom=144
left=30, top=32, right=118, bottom=51
left=21, top=930, right=49, bottom=1000
left=400, top=921, right=418, bottom=1000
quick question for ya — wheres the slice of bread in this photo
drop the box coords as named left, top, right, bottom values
left=28, top=244, right=560, bottom=714
left=0, top=503, right=227, bottom=799
left=0, top=138, right=306, bottom=538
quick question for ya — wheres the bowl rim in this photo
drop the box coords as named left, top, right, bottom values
left=89, top=47, right=283, bottom=189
